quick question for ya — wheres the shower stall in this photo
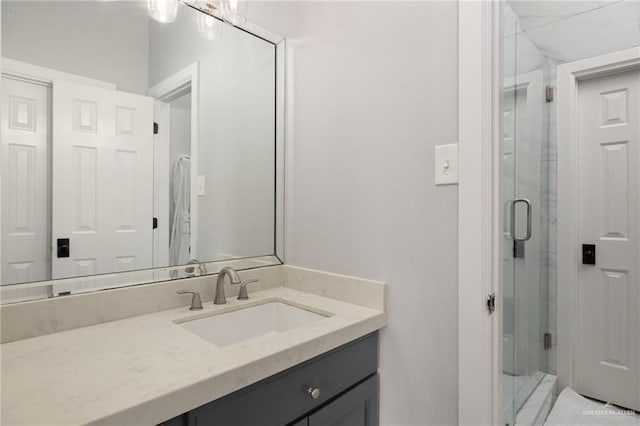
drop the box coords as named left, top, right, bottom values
left=502, top=6, right=555, bottom=423
left=501, top=1, right=640, bottom=423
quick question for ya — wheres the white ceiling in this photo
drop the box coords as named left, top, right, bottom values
left=507, top=0, right=640, bottom=63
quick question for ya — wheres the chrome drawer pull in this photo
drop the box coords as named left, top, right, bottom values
left=307, top=387, right=320, bottom=400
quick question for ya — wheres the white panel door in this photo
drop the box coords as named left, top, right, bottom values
left=576, top=68, right=640, bottom=410
left=51, top=81, right=153, bottom=291
left=0, top=76, right=51, bottom=285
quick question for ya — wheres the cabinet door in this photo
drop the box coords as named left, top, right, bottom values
left=308, top=374, right=378, bottom=426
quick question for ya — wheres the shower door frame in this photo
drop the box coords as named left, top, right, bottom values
left=557, top=46, right=640, bottom=394
left=458, top=0, right=502, bottom=424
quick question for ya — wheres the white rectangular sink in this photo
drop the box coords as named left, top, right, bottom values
left=178, top=301, right=329, bottom=347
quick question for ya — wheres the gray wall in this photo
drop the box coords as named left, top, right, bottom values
left=1, top=1, right=149, bottom=94
left=250, top=2, right=459, bottom=424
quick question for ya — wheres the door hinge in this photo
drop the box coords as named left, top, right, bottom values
left=513, top=240, right=525, bottom=258
left=153, top=122, right=159, bottom=135
left=545, top=85, right=554, bottom=102
left=153, top=217, right=158, bottom=229
left=486, top=292, right=496, bottom=314
left=544, top=332, right=553, bottom=350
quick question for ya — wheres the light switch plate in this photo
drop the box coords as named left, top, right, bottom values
left=197, top=175, right=206, bottom=196
left=435, top=143, right=458, bottom=185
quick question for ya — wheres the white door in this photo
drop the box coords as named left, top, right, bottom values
left=576, top=68, right=640, bottom=410
left=51, top=81, right=154, bottom=292
left=0, top=76, right=51, bottom=285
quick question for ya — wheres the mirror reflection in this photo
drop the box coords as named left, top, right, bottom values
left=1, top=0, right=280, bottom=299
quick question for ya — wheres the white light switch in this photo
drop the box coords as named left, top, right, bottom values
left=434, top=143, right=458, bottom=185
left=197, top=175, right=206, bottom=196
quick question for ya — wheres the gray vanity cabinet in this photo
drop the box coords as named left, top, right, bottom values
left=159, top=332, right=379, bottom=426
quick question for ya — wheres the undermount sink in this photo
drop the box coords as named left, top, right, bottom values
left=177, top=301, right=329, bottom=347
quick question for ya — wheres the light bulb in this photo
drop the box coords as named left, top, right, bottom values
left=198, top=14, right=222, bottom=41
left=212, top=0, right=246, bottom=26
left=148, top=0, right=179, bottom=23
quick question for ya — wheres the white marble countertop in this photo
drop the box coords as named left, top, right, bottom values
left=1, top=286, right=386, bottom=426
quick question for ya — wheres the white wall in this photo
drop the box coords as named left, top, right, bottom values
left=1, top=1, right=149, bottom=94
left=169, top=93, right=192, bottom=171
left=148, top=3, right=276, bottom=262
left=249, top=2, right=459, bottom=424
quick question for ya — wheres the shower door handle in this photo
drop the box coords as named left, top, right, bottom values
left=510, top=198, right=532, bottom=242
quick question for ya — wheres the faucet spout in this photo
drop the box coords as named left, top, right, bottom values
left=214, top=267, right=241, bottom=304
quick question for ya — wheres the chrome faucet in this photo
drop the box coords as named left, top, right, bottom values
left=214, top=267, right=241, bottom=304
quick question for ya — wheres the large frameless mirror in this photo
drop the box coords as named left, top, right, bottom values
left=0, top=0, right=285, bottom=303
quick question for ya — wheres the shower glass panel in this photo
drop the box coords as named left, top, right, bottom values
left=501, top=1, right=640, bottom=422
left=502, top=5, right=518, bottom=423
left=502, top=3, right=550, bottom=424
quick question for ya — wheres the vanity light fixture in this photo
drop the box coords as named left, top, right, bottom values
left=213, top=0, right=247, bottom=26
left=198, top=13, right=223, bottom=41
left=147, top=0, right=179, bottom=23
left=195, top=2, right=224, bottom=40
left=148, top=0, right=246, bottom=36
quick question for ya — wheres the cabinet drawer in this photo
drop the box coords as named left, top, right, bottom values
left=187, top=332, right=378, bottom=426
left=308, top=374, right=378, bottom=426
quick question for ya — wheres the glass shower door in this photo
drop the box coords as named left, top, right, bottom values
left=502, top=4, right=548, bottom=423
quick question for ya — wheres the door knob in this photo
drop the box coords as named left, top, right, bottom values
left=307, top=387, right=320, bottom=400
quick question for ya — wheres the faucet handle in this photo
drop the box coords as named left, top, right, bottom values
left=185, top=260, right=207, bottom=277
left=177, top=290, right=203, bottom=310
left=237, top=279, right=259, bottom=300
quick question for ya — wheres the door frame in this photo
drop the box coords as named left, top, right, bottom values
left=148, top=63, right=200, bottom=267
left=556, top=46, right=640, bottom=392
left=458, top=1, right=502, bottom=424
left=1, top=58, right=117, bottom=90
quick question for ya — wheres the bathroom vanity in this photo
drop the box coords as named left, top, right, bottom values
left=161, top=332, right=379, bottom=426
left=0, top=267, right=386, bottom=425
